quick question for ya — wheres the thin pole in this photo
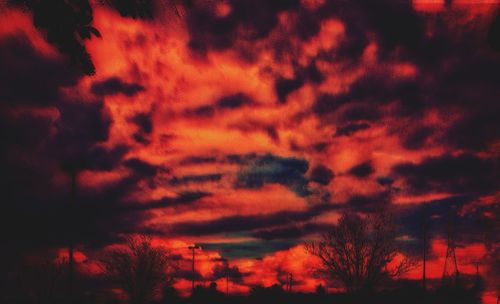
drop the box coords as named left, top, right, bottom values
left=422, top=210, right=427, bottom=290
left=68, top=169, right=76, bottom=299
left=221, top=257, right=229, bottom=296
left=189, top=245, right=200, bottom=295
left=496, top=285, right=499, bottom=304
left=191, top=247, right=195, bottom=292
left=192, top=249, right=195, bottom=290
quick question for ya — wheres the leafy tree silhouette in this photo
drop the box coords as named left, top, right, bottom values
left=306, top=212, right=418, bottom=293
left=10, top=0, right=101, bottom=75
left=8, top=0, right=195, bottom=75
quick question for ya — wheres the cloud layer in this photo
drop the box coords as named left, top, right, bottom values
left=0, top=0, right=499, bottom=300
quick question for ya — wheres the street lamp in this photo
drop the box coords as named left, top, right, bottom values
left=220, top=258, right=229, bottom=296
left=188, top=245, right=201, bottom=294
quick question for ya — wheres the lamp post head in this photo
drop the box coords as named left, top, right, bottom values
left=188, top=245, right=201, bottom=250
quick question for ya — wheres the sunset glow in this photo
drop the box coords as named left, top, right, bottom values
left=1, top=1, right=499, bottom=303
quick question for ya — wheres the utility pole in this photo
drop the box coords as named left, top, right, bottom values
left=188, top=245, right=200, bottom=295
left=422, top=208, right=428, bottom=290
left=68, top=169, right=77, bottom=300
left=226, top=260, right=229, bottom=296
left=496, top=285, right=499, bottom=304
left=442, top=212, right=459, bottom=286
left=220, top=257, right=230, bottom=296
left=288, top=273, right=293, bottom=294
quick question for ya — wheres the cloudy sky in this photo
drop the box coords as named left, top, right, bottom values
left=1, top=0, right=499, bottom=302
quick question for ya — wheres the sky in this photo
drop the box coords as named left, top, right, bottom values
left=0, top=0, right=499, bottom=302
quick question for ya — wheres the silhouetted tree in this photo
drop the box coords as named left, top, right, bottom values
left=8, top=0, right=193, bottom=75
left=306, top=212, right=417, bottom=293
left=100, top=235, right=174, bottom=304
left=315, top=283, right=326, bottom=295
left=9, top=0, right=101, bottom=75
left=488, top=7, right=500, bottom=52
left=16, top=258, right=67, bottom=304
left=161, top=285, right=180, bottom=304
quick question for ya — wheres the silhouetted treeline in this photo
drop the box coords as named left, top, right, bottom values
left=1, top=269, right=485, bottom=304
left=0, top=222, right=489, bottom=304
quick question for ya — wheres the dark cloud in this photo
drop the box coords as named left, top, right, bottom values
left=312, top=142, right=329, bottom=153
left=295, top=8, right=321, bottom=40
left=235, top=153, right=311, bottom=197
left=275, top=62, right=325, bottom=103
left=0, top=35, right=148, bottom=256
left=251, top=223, right=334, bottom=241
left=171, top=191, right=212, bottom=205
left=53, top=100, right=121, bottom=171
left=346, top=191, right=391, bottom=213
left=169, top=173, right=222, bottom=186
left=1, top=157, right=207, bottom=255
left=55, top=100, right=111, bottom=144
left=309, top=165, right=334, bottom=185
left=91, top=76, right=145, bottom=97
left=392, top=153, right=500, bottom=196
left=1, top=155, right=157, bottom=254
left=0, top=103, right=127, bottom=246
left=335, top=122, right=371, bottom=136
left=429, top=56, right=500, bottom=152
left=180, top=155, right=218, bottom=165
left=169, top=202, right=341, bottom=236
left=302, top=2, right=500, bottom=155
left=129, top=112, right=153, bottom=145
left=125, top=191, right=212, bottom=211
left=376, top=176, right=394, bottom=186
left=199, top=240, right=298, bottom=259
left=130, top=112, right=153, bottom=134
left=348, top=161, right=374, bottom=178
left=186, top=0, right=301, bottom=54
left=0, top=111, right=52, bottom=151
left=123, top=158, right=158, bottom=177
left=357, top=1, right=424, bottom=58
left=315, top=1, right=424, bottom=62
left=184, top=93, right=254, bottom=117
left=312, top=93, right=346, bottom=116
left=313, top=73, right=419, bottom=120
left=184, top=104, right=215, bottom=118
left=401, top=126, right=434, bottom=150
left=106, top=0, right=156, bottom=20
left=224, top=153, right=258, bottom=165
left=394, top=194, right=498, bottom=254
left=73, top=145, right=129, bottom=172
left=303, top=61, right=325, bottom=83
left=340, top=103, right=383, bottom=122
left=275, top=76, right=304, bottom=103
left=442, top=108, right=500, bottom=152
left=229, top=120, right=280, bottom=143
left=216, top=93, right=253, bottom=109
left=0, top=34, right=79, bottom=107
left=311, top=72, right=418, bottom=130
left=0, top=111, right=56, bottom=205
